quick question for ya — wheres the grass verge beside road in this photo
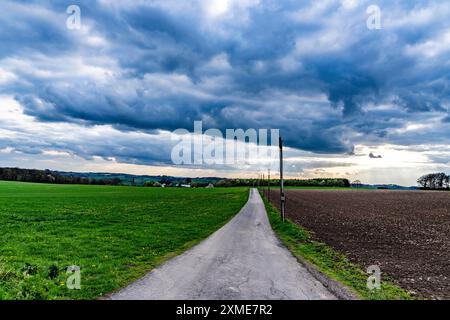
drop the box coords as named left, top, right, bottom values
left=260, top=190, right=414, bottom=300
left=0, top=181, right=248, bottom=300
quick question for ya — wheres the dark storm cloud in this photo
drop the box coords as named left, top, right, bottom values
left=1, top=0, right=450, bottom=165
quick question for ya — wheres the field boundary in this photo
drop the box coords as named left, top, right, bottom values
left=286, top=250, right=359, bottom=300
left=259, top=190, right=414, bottom=300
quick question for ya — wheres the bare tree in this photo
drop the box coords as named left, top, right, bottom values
left=418, top=173, right=450, bottom=189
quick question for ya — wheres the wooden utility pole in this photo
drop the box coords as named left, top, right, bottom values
left=279, top=137, right=286, bottom=222
left=268, top=169, right=271, bottom=201
left=262, top=173, right=265, bottom=195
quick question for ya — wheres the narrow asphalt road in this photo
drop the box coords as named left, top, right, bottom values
left=109, top=189, right=337, bottom=300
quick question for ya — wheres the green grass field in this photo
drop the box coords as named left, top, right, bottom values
left=0, top=181, right=248, bottom=300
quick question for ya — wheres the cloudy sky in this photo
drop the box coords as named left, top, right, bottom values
left=1, top=0, right=450, bottom=185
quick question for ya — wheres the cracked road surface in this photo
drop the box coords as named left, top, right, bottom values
left=108, top=189, right=337, bottom=300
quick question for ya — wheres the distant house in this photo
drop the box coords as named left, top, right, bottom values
left=180, top=184, right=191, bottom=188
left=206, top=183, right=214, bottom=188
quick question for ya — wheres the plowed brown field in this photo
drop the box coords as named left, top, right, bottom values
left=267, top=189, right=450, bottom=299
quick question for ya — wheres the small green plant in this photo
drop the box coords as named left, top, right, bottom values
left=16, top=276, right=51, bottom=300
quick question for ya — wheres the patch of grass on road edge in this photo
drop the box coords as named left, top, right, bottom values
left=260, top=191, right=414, bottom=300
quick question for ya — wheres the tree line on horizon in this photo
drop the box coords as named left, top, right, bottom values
left=210, top=178, right=350, bottom=188
left=0, top=167, right=351, bottom=188
left=0, top=167, right=121, bottom=186
left=417, top=173, right=450, bottom=189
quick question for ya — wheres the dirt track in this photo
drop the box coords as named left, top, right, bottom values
left=267, top=189, right=450, bottom=299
